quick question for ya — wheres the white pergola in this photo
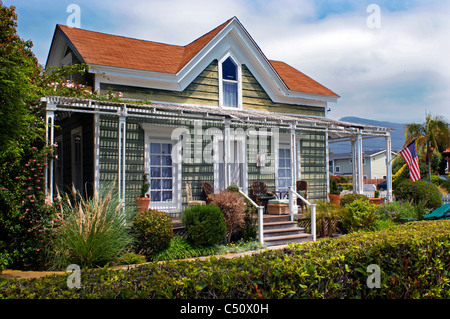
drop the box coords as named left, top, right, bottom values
left=42, top=96, right=394, bottom=204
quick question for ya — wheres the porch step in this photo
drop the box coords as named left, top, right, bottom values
left=263, top=215, right=313, bottom=246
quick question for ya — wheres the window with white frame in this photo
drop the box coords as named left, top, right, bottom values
left=141, top=123, right=182, bottom=214
left=277, top=147, right=291, bottom=192
left=221, top=56, right=239, bottom=108
left=149, top=142, right=173, bottom=202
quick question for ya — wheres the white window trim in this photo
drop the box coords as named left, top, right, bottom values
left=142, top=124, right=182, bottom=214
left=218, top=53, right=242, bottom=109
left=335, top=166, right=340, bottom=174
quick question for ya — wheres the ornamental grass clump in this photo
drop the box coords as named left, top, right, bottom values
left=45, top=183, right=132, bottom=269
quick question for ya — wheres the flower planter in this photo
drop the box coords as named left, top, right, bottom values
left=328, top=194, right=341, bottom=206
left=136, top=197, right=151, bottom=213
left=369, top=197, right=385, bottom=205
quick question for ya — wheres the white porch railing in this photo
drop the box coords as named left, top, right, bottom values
left=288, top=186, right=317, bottom=242
left=238, top=189, right=265, bottom=245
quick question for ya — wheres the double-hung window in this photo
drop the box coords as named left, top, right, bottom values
left=142, top=124, right=182, bottom=214
left=220, top=56, right=240, bottom=108
left=277, top=147, right=292, bottom=192
left=149, top=142, right=173, bottom=202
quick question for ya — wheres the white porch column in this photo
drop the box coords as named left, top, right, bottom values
left=118, top=115, right=126, bottom=207
left=45, top=104, right=56, bottom=203
left=325, top=128, right=330, bottom=195
left=356, top=131, right=364, bottom=194
left=93, top=113, right=100, bottom=194
left=290, top=125, right=297, bottom=191
left=385, top=135, right=393, bottom=202
left=224, top=120, right=231, bottom=189
left=351, top=137, right=358, bottom=192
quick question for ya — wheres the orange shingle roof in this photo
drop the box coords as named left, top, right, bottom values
left=58, top=18, right=339, bottom=98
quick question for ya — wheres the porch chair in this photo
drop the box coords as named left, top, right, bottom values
left=251, top=181, right=276, bottom=211
left=186, top=183, right=206, bottom=208
left=296, top=180, right=308, bottom=214
left=201, top=181, right=214, bottom=203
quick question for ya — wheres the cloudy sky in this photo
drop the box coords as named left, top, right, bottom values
left=6, top=0, right=450, bottom=124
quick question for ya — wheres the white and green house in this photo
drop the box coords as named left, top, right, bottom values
left=42, top=17, right=393, bottom=243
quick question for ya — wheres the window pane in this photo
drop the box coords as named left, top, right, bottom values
left=279, top=149, right=285, bottom=158
left=222, top=57, right=237, bottom=80
left=150, top=179, right=161, bottom=189
left=161, top=167, right=172, bottom=177
left=162, top=191, right=172, bottom=201
left=162, top=179, right=172, bottom=189
left=161, top=155, right=172, bottom=166
left=161, top=144, right=172, bottom=154
left=150, top=155, right=161, bottom=165
left=151, top=191, right=161, bottom=202
left=223, top=81, right=238, bottom=107
left=150, top=143, right=161, bottom=154
left=279, top=169, right=286, bottom=178
left=150, top=167, right=161, bottom=177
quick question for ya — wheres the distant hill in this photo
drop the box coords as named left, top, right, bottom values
left=329, top=116, right=405, bottom=154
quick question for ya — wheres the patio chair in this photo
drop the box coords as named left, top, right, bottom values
left=296, top=180, right=308, bottom=214
left=251, top=181, right=276, bottom=211
left=186, top=183, right=206, bottom=208
left=201, top=181, right=214, bottom=203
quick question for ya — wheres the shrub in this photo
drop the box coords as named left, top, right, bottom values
left=132, top=208, right=173, bottom=257
left=341, top=198, right=377, bottom=233
left=375, top=201, right=426, bottom=222
left=394, top=179, right=442, bottom=208
left=181, top=205, right=227, bottom=246
left=303, top=200, right=344, bottom=237
left=340, top=193, right=369, bottom=207
left=153, top=236, right=220, bottom=261
left=0, top=144, right=57, bottom=269
left=44, top=184, right=133, bottom=269
left=209, top=191, right=246, bottom=242
left=116, top=252, right=146, bottom=265
left=4, top=221, right=450, bottom=299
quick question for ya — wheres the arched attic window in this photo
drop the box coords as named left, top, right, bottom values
left=220, top=56, right=240, bottom=108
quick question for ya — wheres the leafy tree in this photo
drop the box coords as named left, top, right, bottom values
left=404, top=113, right=450, bottom=182
left=0, top=1, right=43, bottom=151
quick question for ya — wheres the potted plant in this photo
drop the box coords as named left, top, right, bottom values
left=136, top=173, right=151, bottom=212
left=328, top=177, right=341, bottom=206
left=369, top=189, right=385, bottom=205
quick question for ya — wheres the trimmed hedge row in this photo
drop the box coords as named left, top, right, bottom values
left=1, top=220, right=450, bottom=299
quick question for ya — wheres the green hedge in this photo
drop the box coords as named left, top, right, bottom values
left=2, top=221, right=450, bottom=299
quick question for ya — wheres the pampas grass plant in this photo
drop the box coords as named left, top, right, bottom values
left=46, top=183, right=132, bottom=269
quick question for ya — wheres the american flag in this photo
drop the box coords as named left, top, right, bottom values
left=400, top=140, right=421, bottom=182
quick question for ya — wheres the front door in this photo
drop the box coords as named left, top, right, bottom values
left=215, top=137, right=246, bottom=192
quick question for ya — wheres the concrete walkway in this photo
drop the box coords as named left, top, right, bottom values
left=0, top=245, right=287, bottom=280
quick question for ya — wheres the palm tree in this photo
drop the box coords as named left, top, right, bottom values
left=404, top=113, right=450, bottom=182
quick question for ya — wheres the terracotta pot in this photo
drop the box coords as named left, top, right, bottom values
left=136, top=197, right=151, bottom=212
left=328, top=194, right=341, bottom=206
left=369, top=197, right=385, bottom=205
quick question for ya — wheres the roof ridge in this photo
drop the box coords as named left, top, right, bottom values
left=177, top=17, right=235, bottom=72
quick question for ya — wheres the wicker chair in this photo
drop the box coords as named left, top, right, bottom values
left=186, top=183, right=206, bottom=207
left=201, top=181, right=214, bottom=203
left=251, top=181, right=276, bottom=211
left=296, top=180, right=308, bottom=213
